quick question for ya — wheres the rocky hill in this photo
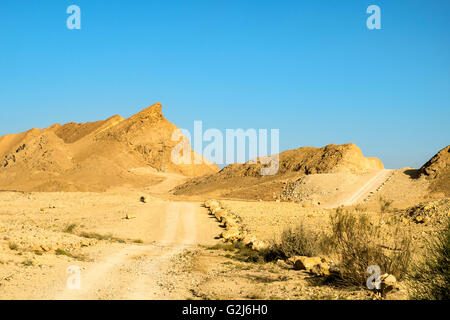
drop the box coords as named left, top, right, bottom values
left=0, top=103, right=218, bottom=192
left=419, top=145, right=450, bottom=196
left=173, top=143, right=383, bottom=200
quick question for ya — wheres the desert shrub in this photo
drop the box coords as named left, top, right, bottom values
left=330, top=209, right=411, bottom=287
left=354, top=204, right=367, bottom=213
left=79, top=231, right=110, bottom=240
left=55, top=248, right=89, bottom=261
left=233, top=245, right=265, bottom=263
left=379, top=196, right=393, bottom=213
left=79, top=231, right=125, bottom=243
left=264, top=222, right=329, bottom=261
left=8, top=242, right=18, bottom=251
left=408, top=219, right=450, bottom=300
left=21, top=259, right=34, bottom=266
left=205, top=243, right=236, bottom=251
left=63, top=223, right=77, bottom=233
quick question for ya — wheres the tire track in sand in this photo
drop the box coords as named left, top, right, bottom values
left=324, top=169, right=393, bottom=208
left=54, top=202, right=198, bottom=300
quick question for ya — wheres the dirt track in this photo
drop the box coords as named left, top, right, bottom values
left=0, top=168, right=432, bottom=300
left=51, top=202, right=216, bottom=300
left=324, top=169, right=393, bottom=208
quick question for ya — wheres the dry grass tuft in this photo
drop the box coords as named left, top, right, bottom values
left=55, top=248, right=89, bottom=261
left=329, top=208, right=411, bottom=287
left=79, top=231, right=126, bottom=243
left=407, top=219, right=450, bottom=300
left=8, top=242, right=18, bottom=251
left=264, top=222, right=329, bottom=261
left=63, top=223, right=77, bottom=233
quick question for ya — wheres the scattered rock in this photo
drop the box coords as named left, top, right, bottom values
left=31, top=245, right=43, bottom=253
left=251, top=240, right=269, bottom=251
left=80, top=240, right=90, bottom=247
left=221, top=228, right=241, bottom=242
left=213, top=209, right=226, bottom=222
left=289, top=256, right=331, bottom=276
left=380, top=273, right=397, bottom=295
left=210, top=203, right=222, bottom=212
left=205, top=199, right=220, bottom=208
left=276, top=259, right=291, bottom=269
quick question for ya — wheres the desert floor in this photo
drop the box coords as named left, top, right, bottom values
left=0, top=169, right=439, bottom=300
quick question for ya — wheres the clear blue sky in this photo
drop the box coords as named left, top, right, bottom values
left=1, top=0, right=449, bottom=169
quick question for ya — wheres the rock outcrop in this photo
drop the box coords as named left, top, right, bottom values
left=0, top=103, right=219, bottom=191
left=419, top=145, right=450, bottom=196
left=174, top=143, right=383, bottom=200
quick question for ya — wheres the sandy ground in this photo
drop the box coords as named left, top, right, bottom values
left=0, top=190, right=220, bottom=299
left=0, top=168, right=440, bottom=300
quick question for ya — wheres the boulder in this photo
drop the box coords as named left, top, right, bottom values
left=80, top=240, right=90, bottom=247
left=211, top=206, right=224, bottom=214
left=209, top=203, right=221, bottom=212
left=205, top=199, right=220, bottom=208
left=276, top=259, right=291, bottom=269
left=309, top=262, right=331, bottom=276
left=380, top=273, right=397, bottom=294
left=241, top=234, right=257, bottom=246
left=31, top=245, right=43, bottom=253
left=289, top=256, right=331, bottom=276
left=221, top=228, right=241, bottom=242
left=224, top=218, right=238, bottom=230
left=251, top=240, right=269, bottom=251
left=214, top=209, right=226, bottom=222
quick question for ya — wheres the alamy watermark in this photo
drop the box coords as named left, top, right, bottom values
left=366, top=5, right=381, bottom=30
left=66, top=5, right=81, bottom=30
left=66, top=5, right=381, bottom=31
left=66, top=265, right=81, bottom=290
left=366, top=265, right=381, bottom=290
left=171, top=121, right=280, bottom=176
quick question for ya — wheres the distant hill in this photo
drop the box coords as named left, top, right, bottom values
left=0, top=103, right=218, bottom=192
left=420, top=145, right=450, bottom=196
left=173, top=143, right=383, bottom=200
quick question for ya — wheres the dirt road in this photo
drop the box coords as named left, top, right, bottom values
left=324, top=169, right=393, bottom=208
left=53, top=201, right=218, bottom=300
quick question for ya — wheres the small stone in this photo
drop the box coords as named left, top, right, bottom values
left=289, top=256, right=331, bottom=276
left=251, top=240, right=268, bottom=251
left=380, top=273, right=397, bottom=295
left=31, top=245, right=43, bottom=253
left=276, top=259, right=290, bottom=269
left=221, top=228, right=241, bottom=242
